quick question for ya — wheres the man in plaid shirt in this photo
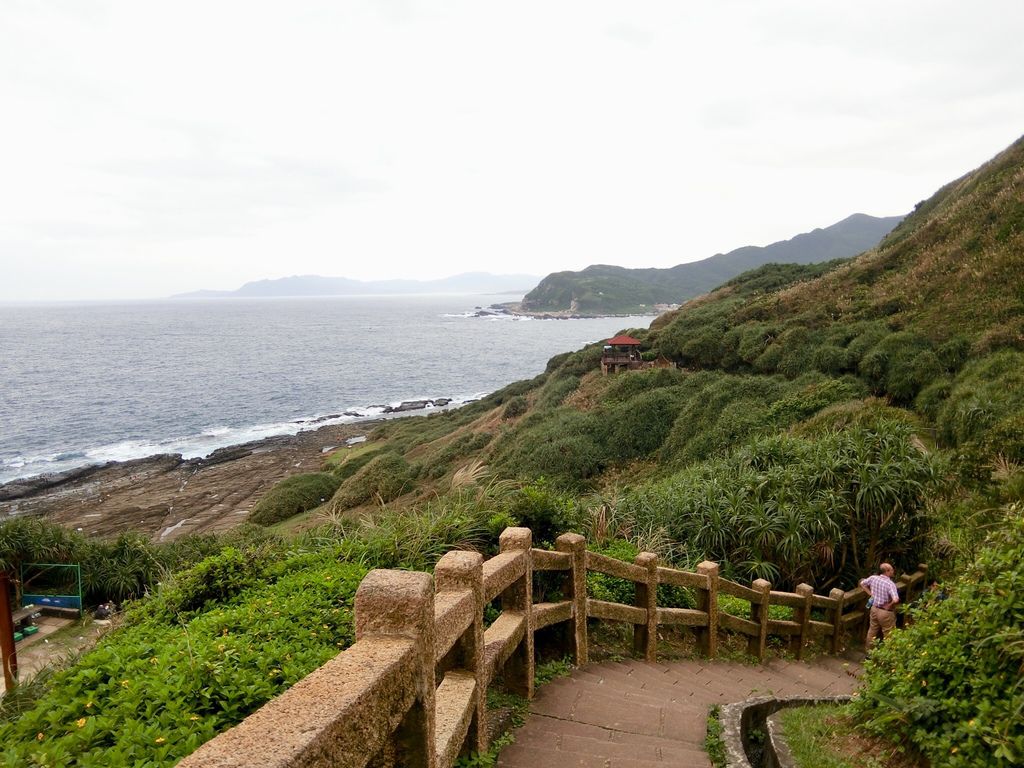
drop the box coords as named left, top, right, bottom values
left=860, top=563, right=900, bottom=647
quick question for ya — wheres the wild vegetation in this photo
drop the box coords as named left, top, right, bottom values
left=1, top=136, right=1022, bottom=765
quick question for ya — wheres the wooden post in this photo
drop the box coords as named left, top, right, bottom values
left=696, top=561, right=719, bottom=659
left=556, top=533, right=588, bottom=666
left=355, top=570, right=436, bottom=768
left=747, top=578, right=771, bottom=662
left=435, top=551, right=486, bottom=755
left=0, top=572, right=16, bottom=691
left=792, top=583, right=814, bottom=660
left=633, top=552, right=658, bottom=662
left=828, top=588, right=846, bottom=655
left=499, top=528, right=534, bottom=699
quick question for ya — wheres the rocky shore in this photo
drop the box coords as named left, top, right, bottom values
left=475, top=302, right=660, bottom=320
left=0, top=421, right=383, bottom=542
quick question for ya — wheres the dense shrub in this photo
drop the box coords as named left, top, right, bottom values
left=493, top=407, right=605, bottom=485
left=328, top=453, right=414, bottom=511
left=600, top=387, right=686, bottom=462
left=936, top=350, right=1024, bottom=446
left=501, top=395, right=528, bottom=420
left=505, top=480, right=577, bottom=545
left=853, top=515, right=1024, bottom=766
left=533, top=373, right=580, bottom=410
left=311, top=488, right=505, bottom=570
left=618, top=420, right=939, bottom=588
left=249, top=473, right=342, bottom=526
left=658, top=373, right=787, bottom=465
left=424, top=432, right=495, bottom=479
left=585, top=539, right=693, bottom=609
left=326, top=446, right=389, bottom=481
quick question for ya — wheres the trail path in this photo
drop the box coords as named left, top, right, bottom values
left=498, top=656, right=860, bottom=767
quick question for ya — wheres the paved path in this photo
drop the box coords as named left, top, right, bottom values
left=497, top=656, right=860, bottom=767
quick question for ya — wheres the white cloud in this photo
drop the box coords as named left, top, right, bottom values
left=1, top=0, right=1023, bottom=299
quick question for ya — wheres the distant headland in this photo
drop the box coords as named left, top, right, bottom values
left=170, top=272, right=542, bottom=299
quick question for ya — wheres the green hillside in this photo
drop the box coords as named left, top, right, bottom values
left=3, top=137, right=1023, bottom=766
left=520, top=213, right=903, bottom=315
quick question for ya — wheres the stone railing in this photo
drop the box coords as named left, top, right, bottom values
left=178, top=528, right=927, bottom=768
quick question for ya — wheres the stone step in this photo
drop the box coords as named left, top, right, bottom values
left=497, top=741, right=711, bottom=768
left=560, top=668, right=710, bottom=709
left=498, top=657, right=860, bottom=767
left=533, top=721, right=710, bottom=763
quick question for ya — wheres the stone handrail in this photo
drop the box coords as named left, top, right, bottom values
left=178, top=528, right=927, bottom=767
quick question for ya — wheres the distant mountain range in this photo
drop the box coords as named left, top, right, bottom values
left=520, top=213, right=904, bottom=315
left=172, top=272, right=542, bottom=299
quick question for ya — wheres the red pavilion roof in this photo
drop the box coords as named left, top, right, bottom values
left=605, top=334, right=642, bottom=346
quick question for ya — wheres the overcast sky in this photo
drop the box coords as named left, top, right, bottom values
left=1, top=1, right=1023, bottom=301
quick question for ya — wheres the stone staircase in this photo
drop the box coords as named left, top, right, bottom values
left=497, top=656, right=860, bottom=767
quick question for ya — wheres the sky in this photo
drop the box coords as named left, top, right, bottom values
left=1, top=1, right=1023, bottom=301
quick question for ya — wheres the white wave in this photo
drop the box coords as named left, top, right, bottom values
left=0, top=392, right=488, bottom=485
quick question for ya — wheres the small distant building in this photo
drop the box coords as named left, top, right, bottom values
left=601, top=334, right=644, bottom=374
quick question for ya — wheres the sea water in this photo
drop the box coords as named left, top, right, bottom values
left=0, top=295, right=654, bottom=483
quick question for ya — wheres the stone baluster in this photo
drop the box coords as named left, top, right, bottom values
left=556, top=532, right=588, bottom=666
left=633, top=552, right=659, bottom=662
left=747, top=578, right=771, bottom=661
left=828, top=587, right=846, bottom=654
left=791, top=583, right=814, bottom=660
left=356, top=570, right=436, bottom=768
left=695, top=561, right=719, bottom=659
left=434, top=550, right=485, bottom=755
left=499, top=527, right=534, bottom=699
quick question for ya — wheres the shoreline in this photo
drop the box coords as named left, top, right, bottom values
left=0, top=418, right=393, bottom=541
left=479, top=301, right=661, bottom=320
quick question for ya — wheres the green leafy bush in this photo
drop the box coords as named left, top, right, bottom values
left=249, top=473, right=342, bottom=526
left=501, top=395, right=528, bottom=420
left=586, top=539, right=692, bottom=609
left=0, top=550, right=367, bottom=768
left=328, top=452, right=414, bottom=511
left=937, top=350, right=1024, bottom=446
left=853, top=515, right=1024, bottom=766
left=492, top=407, right=605, bottom=485
left=505, top=480, right=577, bottom=546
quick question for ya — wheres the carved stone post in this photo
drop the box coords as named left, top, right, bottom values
left=556, top=532, right=588, bottom=666
left=696, top=561, right=719, bottom=659
left=747, top=578, right=771, bottom=662
left=499, top=527, right=534, bottom=699
left=356, top=570, right=436, bottom=768
left=633, top=552, right=658, bottom=662
left=434, top=550, right=486, bottom=755
left=792, top=583, right=814, bottom=660
left=828, top=588, right=846, bottom=655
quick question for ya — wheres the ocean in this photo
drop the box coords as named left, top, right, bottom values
left=0, top=295, right=654, bottom=484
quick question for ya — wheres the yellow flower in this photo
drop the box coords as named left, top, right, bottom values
left=121, top=680, right=130, bottom=688
left=968, top=719, right=975, bottom=727
left=76, top=718, right=87, bottom=728
left=36, top=732, right=44, bottom=741
left=189, top=715, right=200, bottom=721
left=952, top=747, right=959, bottom=754
left=155, top=737, right=166, bottom=744
left=150, top=657, right=159, bottom=665
left=85, top=701, right=93, bottom=709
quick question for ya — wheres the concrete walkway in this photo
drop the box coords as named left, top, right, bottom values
left=497, top=656, right=860, bottom=767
